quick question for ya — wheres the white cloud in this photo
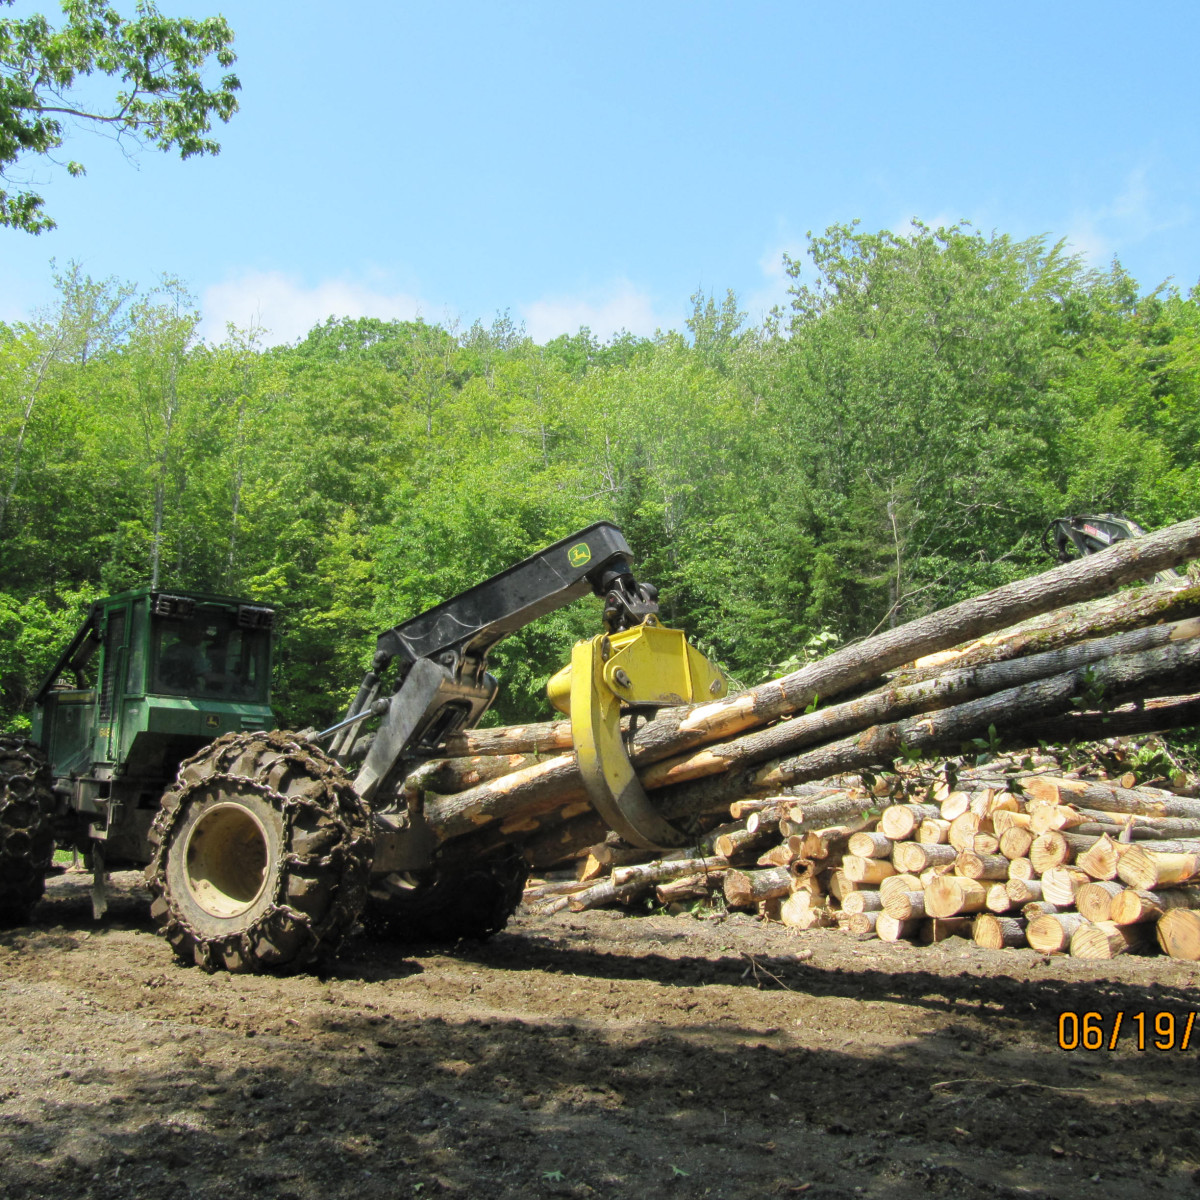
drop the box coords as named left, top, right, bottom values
left=519, top=280, right=676, bottom=343
left=199, top=270, right=431, bottom=345
left=1067, top=167, right=1189, bottom=269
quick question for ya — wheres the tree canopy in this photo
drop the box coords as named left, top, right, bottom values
left=2, top=222, right=1198, bottom=734
left=0, top=0, right=238, bottom=232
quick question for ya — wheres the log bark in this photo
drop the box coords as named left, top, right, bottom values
left=974, top=914, right=1027, bottom=948
left=954, top=851, right=1009, bottom=881
left=1075, top=880, right=1125, bottom=923
left=1070, top=920, right=1147, bottom=959
left=842, top=889, right=883, bottom=915
left=894, top=841, right=957, bottom=873
left=1110, top=884, right=1200, bottom=925
left=723, top=866, right=794, bottom=909
left=1027, top=912, right=1090, bottom=954
left=882, top=889, right=926, bottom=921
left=1005, top=877, right=1042, bottom=904
left=1018, top=775, right=1200, bottom=820
left=876, top=913, right=920, bottom=942
left=841, top=855, right=898, bottom=885
left=925, top=876, right=989, bottom=917
left=1117, top=848, right=1200, bottom=890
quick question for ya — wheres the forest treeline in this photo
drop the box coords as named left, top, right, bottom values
left=2, top=221, right=1198, bottom=731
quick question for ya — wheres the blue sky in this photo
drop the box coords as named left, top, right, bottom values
left=2, top=1, right=1197, bottom=344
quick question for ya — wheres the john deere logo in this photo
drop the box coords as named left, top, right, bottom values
left=567, top=543, right=592, bottom=568
left=205, top=715, right=220, bottom=728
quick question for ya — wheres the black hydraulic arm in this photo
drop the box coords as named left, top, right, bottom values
left=339, top=522, right=659, bottom=802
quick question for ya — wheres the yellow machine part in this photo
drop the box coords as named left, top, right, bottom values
left=546, top=619, right=727, bottom=849
left=546, top=619, right=726, bottom=716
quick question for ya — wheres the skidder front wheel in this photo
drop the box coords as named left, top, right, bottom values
left=147, top=732, right=373, bottom=973
left=0, top=735, right=56, bottom=927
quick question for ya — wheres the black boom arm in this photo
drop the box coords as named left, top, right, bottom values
left=332, top=522, right=659, bottom=803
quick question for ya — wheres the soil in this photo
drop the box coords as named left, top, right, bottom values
left=3, top=869, right=1200, bottom=1200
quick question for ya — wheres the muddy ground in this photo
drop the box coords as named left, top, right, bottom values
left=2, top=870, right=1199, bottom=1200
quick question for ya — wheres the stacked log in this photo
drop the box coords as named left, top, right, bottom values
left=521, top=761, right=1200, bottom=963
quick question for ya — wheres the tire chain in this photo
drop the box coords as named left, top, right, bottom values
left=146, top=730, right=373, bottom=973
left=0, top=735, right=56, bottom=925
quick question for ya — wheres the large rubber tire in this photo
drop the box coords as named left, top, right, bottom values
left=0, top=735, right=56, bottom=926
left=147, top=731, right=373, bottom=973
left=365, top=845, right=529, bottom=944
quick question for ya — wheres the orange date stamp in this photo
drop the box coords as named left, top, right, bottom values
left=1057, top=1010, right=1198, bottom=1051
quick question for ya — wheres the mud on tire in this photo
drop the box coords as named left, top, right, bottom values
left=365, top=844, right=528, bottom=943
left=147, top=731, right=373, bottom=973
left=0, top=735, right=56, bottom=926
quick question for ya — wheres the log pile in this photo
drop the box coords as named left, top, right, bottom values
left=394, top=514, right=1200, bottom=962
left=521, top=757, right=1200, bottom=962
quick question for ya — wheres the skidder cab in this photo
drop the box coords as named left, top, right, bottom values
left=31, top=588, right=276, bottom=871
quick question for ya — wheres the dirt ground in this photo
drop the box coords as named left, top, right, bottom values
left=2, top=870, right=1200, bottom=1200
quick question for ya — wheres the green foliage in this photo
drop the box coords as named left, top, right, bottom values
left=0, top=0, right=239, bottom=232
left=1, top=222, right=1199, bottom=734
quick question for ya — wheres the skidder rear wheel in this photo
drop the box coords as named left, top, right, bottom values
left=0, top=735, right=55, bottom=926
left=365, top=844, right=528, bottom=943
left=147, top=732, right=373, bottom=973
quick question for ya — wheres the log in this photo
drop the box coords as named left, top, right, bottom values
left=1070, top=920, right=1148, bottom=959
left=974, top=914, right=1027, bottom=949
left=882, top=889, right=926, bottom=921
left=1075, top=834, right=1128, bottom=881
left=999, top=827, right=1034, bottom=861
left=894, top=842, right=957, bottom=873
left=841, top=855, right=897, bottom=885
left=972, top=832, right=1002, bottom=857
left=841, top=889, right=883, bottom=915
left=714, top=826, right=779, bottom=860
left=568, top=855, right=728, bottom=911
left=798, top=824, right=862, bottom=860
left=880, top=803, right=940, bottom=841
left=1075, top=880, right=1126, bottom=923
left=917, top=818, right=952, bottom=845
left=1007, top=857, right=1036, bottom=881
left=954, top=851, right=1009, bottom=881
left=745, top=636, right=1200, bottom=800
left=985, top=883, right=1013, bottom=913
left=876, top=913, right=920, bottom=942
left=786, top=902, right=837, bottom=930
left=879, top=873, right=923, bottom=905
left=1041, top=867, right=1090, bottom=907
left=843, top=910, right=879, bottom=936
left=1018, top=774, right=1200, bottom=820
left=1030, top=805, right=1091, bottom=834
left=1023, top=900, right=1060, bottom=920
left=1156, top=909, right=1200, bottom=960
left=1005, top=877, right=1042, bottom=904
left=950, top=812, right=994, bottom=852
left=895, top=581, right=1200, bottom=684
left=656, top=872, right=725, bottom=904
left=925, top=876, right=989, bottom=917
left=1027, top=912, right=1090, bottom=954
left=723, top=866, right=793, bottom=909
left=847, top=831, right=894, bottom=859
left=1110, top=884, right=1200, bottom=926
left=992, top=809, right=1033, bottom=834
left=1117, top=848, right=1200, bottom=890
left=778, top=794, right=879, bottom=836
left=1030, top=831, right=1075, bottom=873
